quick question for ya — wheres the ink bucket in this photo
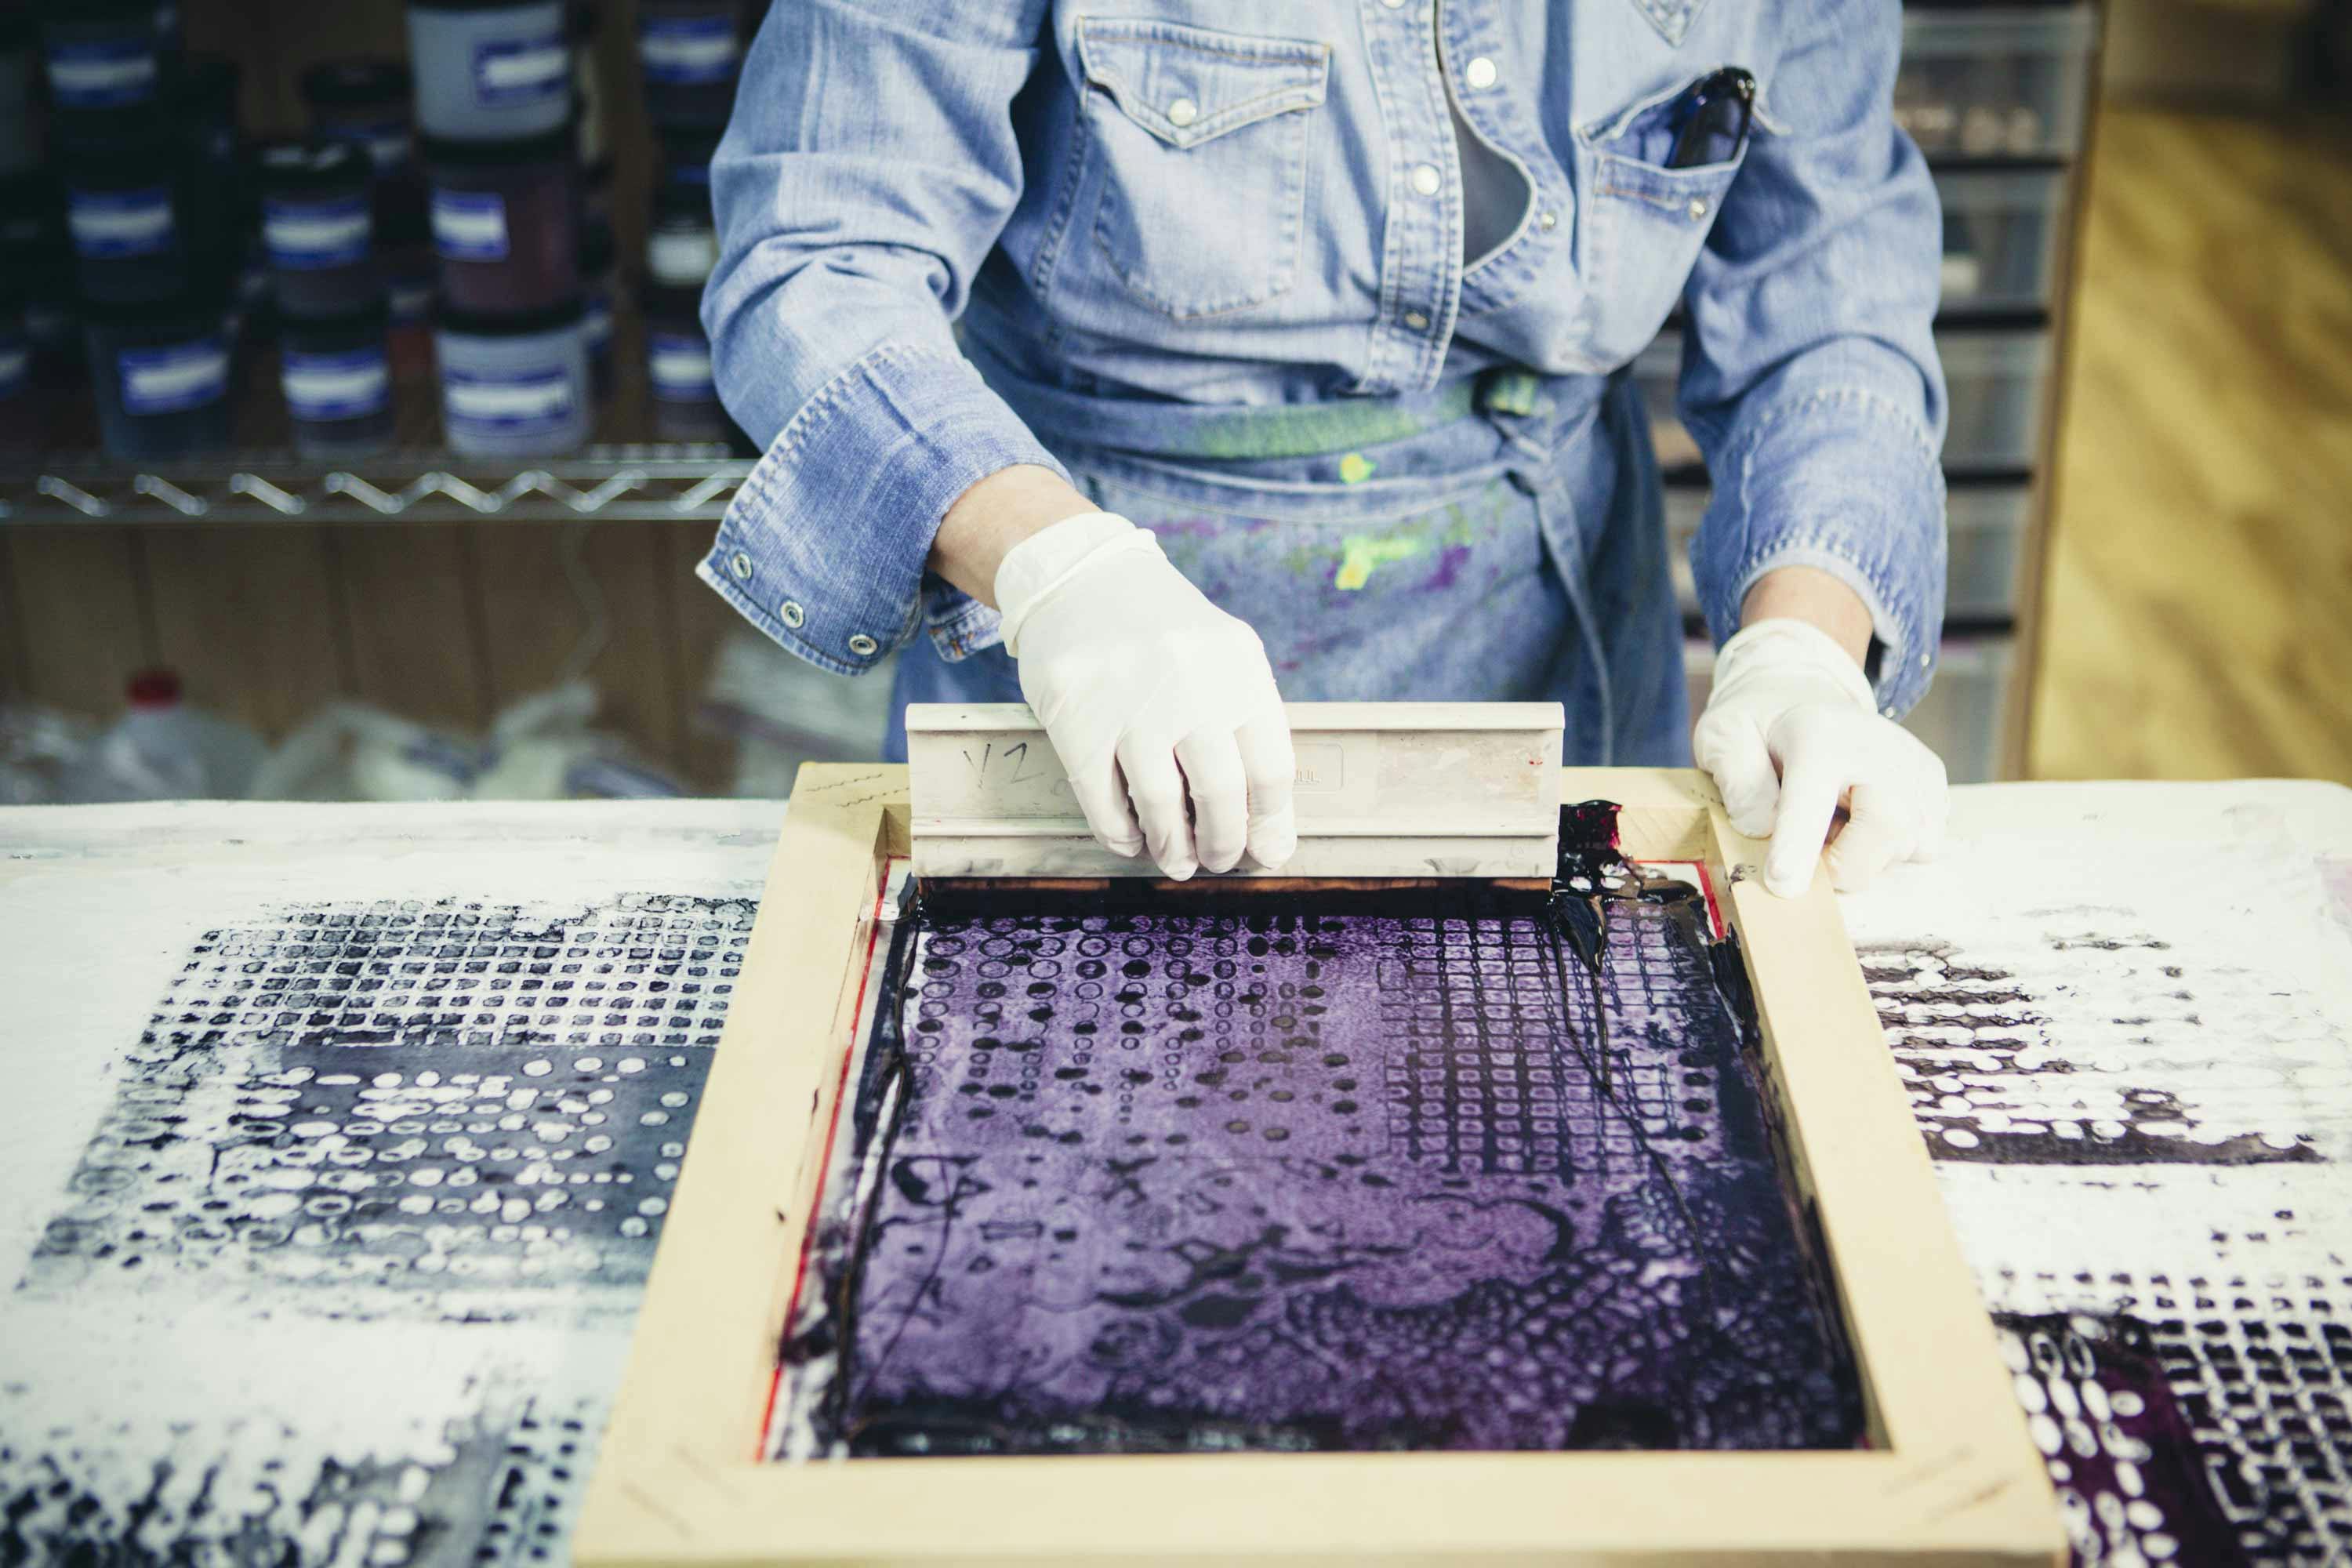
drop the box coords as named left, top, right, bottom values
left=281, top=306, right=395, bottom=457
left=406, top=0, right=572, bottom=141
left=56, top=122, right=185, bottom=306
left=85, top=289, right=233, bottom=459
left=424, top=125, right=579, bottom=314
left=257, top=140, right=379, bottom=322
left=36, top=0, right=166, bottom=115
left=435, top=297, right=590, bottom=456
left=636, top=0, right=744, bottom=130
left=301, top=59, right=417, bottom=179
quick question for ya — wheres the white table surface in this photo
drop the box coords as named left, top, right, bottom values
left=2, top=782, right=2347, bottom=1566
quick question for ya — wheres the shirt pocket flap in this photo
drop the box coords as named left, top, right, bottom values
left=1077, top=18, right=1330, bottom=150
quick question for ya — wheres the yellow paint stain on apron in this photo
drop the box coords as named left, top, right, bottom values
left=1334, top=534, right=1427, bottom=590
left=1338, top=452, right=1377, bottom=484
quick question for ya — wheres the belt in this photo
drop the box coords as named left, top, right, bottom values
left=969, top=336, right=1600, bottom=463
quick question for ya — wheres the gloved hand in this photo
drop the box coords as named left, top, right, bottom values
left=996, top=512, right=1297, bottom=880
left=1692, top=618, right=1948, bottom=898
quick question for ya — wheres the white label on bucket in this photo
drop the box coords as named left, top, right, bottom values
left=431, top=190, right=510, bottom=262
left=446, top=365, right=575, bottom=434
left=647, top=226, right=717, bottom=287
left=68, top=187, right=174, bottom=259
left=46, top=39, right=158, bottom=107
left=638, top=16, right=740, bottom=85
left=283, top=347, right=390, bottom=423
left=119, top=339, right=229, bottom=416
left=648, top=332, right=714, bottom=402
left=473, top=33, right=568, bottom=105
left=264, top=196, right=372, bottom=270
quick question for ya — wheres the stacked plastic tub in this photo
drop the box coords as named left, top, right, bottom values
left=633, top=0, right=748, bottom=444
left=25, top=0, right=244, bottom=458
left=1643, top=4, right=2099, bottom=782
left=411, top=0, right=590, bottom=455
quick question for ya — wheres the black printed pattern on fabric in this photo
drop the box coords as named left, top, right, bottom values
left=1865, top=924, right=2349, bottom=1565
left=2, top=895, right=751, bottom=1568
left=1864, top=940, right=2320, bottom=1166
left=797, top=804, right=1864, bottom=1456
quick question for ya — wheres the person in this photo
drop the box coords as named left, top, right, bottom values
left=696, top=1, right=1951, bottom=897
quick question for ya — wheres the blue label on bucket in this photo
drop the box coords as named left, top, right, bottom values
left=118, top=339, right=229, bottom=416
left=46, top=38, right=159, bottom=108
left=472, top=31, right=568, bottom=106
left=445, top=365, right=575, bottom=437
left=430, top=189, right=510, bottom=262
left=282, top=346, right=390, bottom=423
left=68, top=186, right=174, bottom=260
left=264, top=194, right=373, bottom=271
left=647, top=331, right=715, bottom=403
left=638, top=14, right=741, bottom=85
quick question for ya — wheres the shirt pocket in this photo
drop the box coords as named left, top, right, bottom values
left=1076, top=18, right=1330, bottom=321
left=1572, top=72, right=1752, bottom=368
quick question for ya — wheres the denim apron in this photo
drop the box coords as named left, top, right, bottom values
left=887, top=348, right=1691, bottom=770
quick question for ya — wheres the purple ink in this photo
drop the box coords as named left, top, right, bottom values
left=790, top=808, right=1864, bottom=1457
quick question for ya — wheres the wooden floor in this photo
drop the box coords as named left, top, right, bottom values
left=2029, top=104, right=2352, bottom=784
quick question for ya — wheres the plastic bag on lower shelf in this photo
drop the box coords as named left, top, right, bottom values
left=0, top=706, right=100, bottom=804
left=255, top=681, right=685, bottom=802
left=57, top=671, right=267, bottom=803
left=697, top=625, right=898, bottom=797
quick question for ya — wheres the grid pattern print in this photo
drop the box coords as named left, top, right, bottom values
left=1377, top=897, right=1722, bottom=1179
left=24, top=895, right=753, bottom=1305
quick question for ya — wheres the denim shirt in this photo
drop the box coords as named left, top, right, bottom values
left=699, top=0, right=1949, bottom=718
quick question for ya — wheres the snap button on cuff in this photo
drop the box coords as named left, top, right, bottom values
left=779, top=600, right=805, bottom=629
left=1687, top=198, right=1709, bottom=220
left=1537, top=210, right=1559, bottom=230
left=728, top=551, right=753, bottom=581
left=847, top=633, right=880, bottom=657
left=1403, top=310, right=1429, bottom=330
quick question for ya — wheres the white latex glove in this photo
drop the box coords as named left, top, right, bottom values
left=996, top=512, right=1297, bottom=880
left=1692, top=619, right=1948, bottom=898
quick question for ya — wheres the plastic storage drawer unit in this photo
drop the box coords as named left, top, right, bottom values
left=1936, top=166, right=2069, bottom=314
left=1941, top=327, right=2051, bottom=471
left=1684, top=634, right=2016, bottom=784
left=1632, top=330, right=1697, bottom=471
left=1664, top=481, right=2033, bottom=622
left=1896, top=5, right=2098, bottom=159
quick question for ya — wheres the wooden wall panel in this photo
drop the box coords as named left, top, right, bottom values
left=662, top=522, right=742, bottom=791
left=0, top=531, right=29, bottom=702
left=334, top=524, right=495, bottom=735
left=1, top=530, right=158, bottom=719
left=470, top=521, right=681, bottom=762
left=143, top=527, right=354, bottom=736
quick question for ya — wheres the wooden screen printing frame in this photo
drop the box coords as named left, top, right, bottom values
left=576, top=765, right=2061, bottom=1566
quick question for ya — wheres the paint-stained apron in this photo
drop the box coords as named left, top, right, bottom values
left=888, top=349, right=1690, bottom=768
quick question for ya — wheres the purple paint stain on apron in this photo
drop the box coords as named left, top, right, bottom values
left=1424, top=543, right=1472, bottom=592
left=798, top=810, right=1864, bottom=1457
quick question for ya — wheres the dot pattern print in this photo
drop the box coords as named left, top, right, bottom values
left=24, top=896, right=748, bottom=1301
left=2, top=893, right=752, bottom=1568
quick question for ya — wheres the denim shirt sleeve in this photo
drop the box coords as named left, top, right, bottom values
left=695, top=1, right=1068, bottom=677
left=1677, top=0, right=1949, bottom=720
